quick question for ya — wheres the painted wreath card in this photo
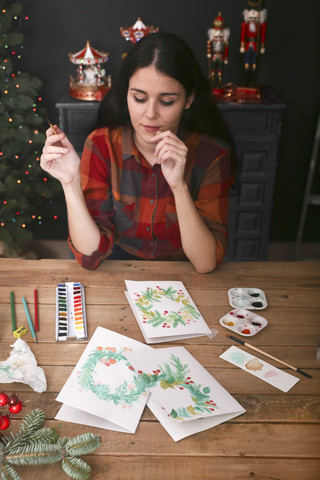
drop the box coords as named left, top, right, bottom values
left=125, top=280, right=212, bottom=344
left=125, top=346, right=245, bottom=441
left=55, top=327, right=151, bottom=433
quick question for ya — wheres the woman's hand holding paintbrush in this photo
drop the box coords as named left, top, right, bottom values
left=40, top=121, right=101, bottom=256
left=41, top=120, right=81, bottom=187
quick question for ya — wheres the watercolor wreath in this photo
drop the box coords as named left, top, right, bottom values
left=77, top=346, right=147, bottom=407
left=137, top=354, right=217, bottom=420
left=133, top=285, right=201, bottom=328
left=78, top=349, right=217, bottom=420
left=78, top=346, right=218, bottom=420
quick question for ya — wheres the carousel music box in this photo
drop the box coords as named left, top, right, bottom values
left=68, top=41, right=111, bottom=101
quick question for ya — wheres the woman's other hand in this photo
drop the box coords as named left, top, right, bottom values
left=151, top=130, right=188, bottom=191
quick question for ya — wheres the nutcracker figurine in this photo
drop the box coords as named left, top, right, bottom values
left=207, top=12, right=230, bottom=93
left=240, top=2, right=267, bottom=88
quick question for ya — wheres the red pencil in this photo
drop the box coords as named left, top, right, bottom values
left=34, top=289, right=39, bottom=332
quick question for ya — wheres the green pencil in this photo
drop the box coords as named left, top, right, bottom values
left=10, top=290, right=16, bottom=332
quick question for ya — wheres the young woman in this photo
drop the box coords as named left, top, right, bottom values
left=41, top=33, right=234, bottom=273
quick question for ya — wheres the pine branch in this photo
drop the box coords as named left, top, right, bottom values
left=169, top=355, right=190, bottom=381
left=62, top=456, right=91, bottom=480
left=6, top=444, right=64, bottom=466
left=0, top=409, right=100, bottom=479
left=0, top=463, right=21, bottom=480
left=4, top=409, right=45, bottom=453
left=65, top=433, right=101, bottom=457
left=161, top=287, right=178, bottom=301
left=181, top=304, right=200, bottom=319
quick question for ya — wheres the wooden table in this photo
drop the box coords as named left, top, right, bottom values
left=0, top=259, right=319, bottom=479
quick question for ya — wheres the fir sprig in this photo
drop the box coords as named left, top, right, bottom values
left=0, top=409, right=100, bottom=480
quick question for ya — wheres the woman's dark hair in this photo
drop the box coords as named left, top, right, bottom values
left=97, top=32, right=230, bottom=142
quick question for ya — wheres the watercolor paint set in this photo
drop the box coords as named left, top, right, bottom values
left=55, top=282, right=87, bottom=341
left=220, top=308, right=268, bottom=337
left=228, top=288, right=267, bottom=310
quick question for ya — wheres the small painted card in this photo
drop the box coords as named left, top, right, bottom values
left=125, top=280, right=212, bottom=344
left=55, top=326, right=151, bottom=433
left=220, top=346, right=300, bottom=392
left=124, top=346, right=245, bottom=441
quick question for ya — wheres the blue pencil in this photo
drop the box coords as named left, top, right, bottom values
left=22, top=297, right=37, bottom=343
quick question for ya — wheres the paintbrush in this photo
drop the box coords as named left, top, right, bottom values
left=45, top=116, right=57, bottom=132
left=225, top=333, right=312, bottom=378
left=45, top=117, right=62, bottom=146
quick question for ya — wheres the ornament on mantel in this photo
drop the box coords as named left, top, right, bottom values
left=68, top=41, right=111, bottom=101
left=120, top=17, right=159, bottom=43
left=239, top=0, right=267, bottom=93
left=207, top=12, right=230, bottom=96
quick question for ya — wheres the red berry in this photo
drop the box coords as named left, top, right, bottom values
left=9, top=400, right=23, bottom=414
left=0, top=415, right=10, bottom=430
left=8, top=394, right=19, bottom=407
left=0, top=393, right=8, bottom=407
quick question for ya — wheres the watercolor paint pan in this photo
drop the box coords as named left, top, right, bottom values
left=55, top=282, right=87, bottom=341
left=220, top=308, right=268, bottom=337
left=228, top=287, right=267, bottom=310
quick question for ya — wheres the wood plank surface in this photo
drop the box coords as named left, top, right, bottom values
left=0, top=259, right=319, bottom=480
left=15, top=457, right=320, bottom=480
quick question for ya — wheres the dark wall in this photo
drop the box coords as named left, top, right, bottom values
left=19, top=0, right=320, bottom=242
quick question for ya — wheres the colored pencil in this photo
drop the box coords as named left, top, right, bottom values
left=225, top=334, right=312, bottom=378
left=22, top=297, right=37, bottom=343
left=10, top=290, right=16, bottom=332
left=34, top=289, right=39, bottom=331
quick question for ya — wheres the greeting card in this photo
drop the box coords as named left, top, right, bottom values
left=55, top=327, right=151, bottom=433
left=220, top=346, right=300, bottom=392
left=124, top=346, right=245, bottom=441
left=125, top=280, right=213, bottom=344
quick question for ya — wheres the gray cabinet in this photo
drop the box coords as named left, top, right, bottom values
left=218, top=89, right=286, bottom=260
left=56, top=97, right=99, bottom=154
left=56, top=88, right=285, bottom=261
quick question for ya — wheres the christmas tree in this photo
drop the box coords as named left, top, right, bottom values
left=0, top=1, right=62, bottom=256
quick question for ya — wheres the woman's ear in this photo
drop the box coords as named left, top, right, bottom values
left=185, top=92, right=195, bottom=110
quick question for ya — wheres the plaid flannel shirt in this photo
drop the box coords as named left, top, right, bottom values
left=69, top=125, right=234, bottom=269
